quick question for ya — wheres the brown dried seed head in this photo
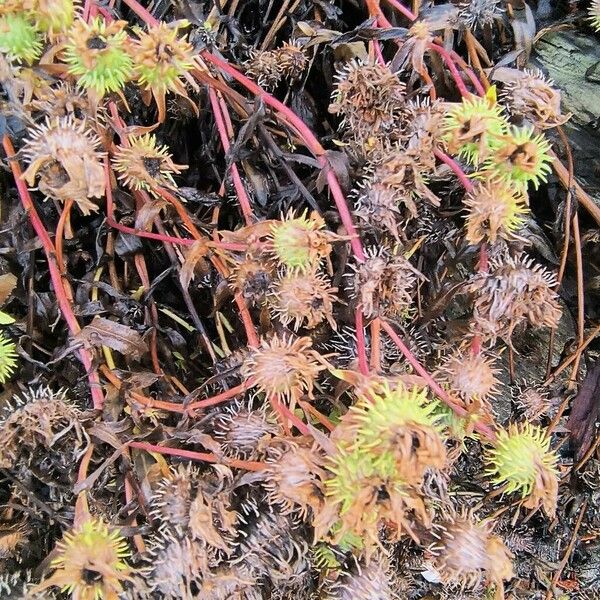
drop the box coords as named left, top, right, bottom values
left=277, top=41, right=308, bottom=81
left=245, top=49, right=281, bottom=89
left=263, top=436, right=326, bottom=519
left=21, top=116, right=105, bottom=214
left=229, top=257, right=274, bottom=306
left=270, top=271, right=338, bottom=330
left=330, top=60, right=405, bottom=140
left=348, top=248, right=421, bottom=319
left=430, top=511, right=513, bottom=590
left=241, top=335, right=326, bottom=402
left=437, top=351, right=500, bottom=404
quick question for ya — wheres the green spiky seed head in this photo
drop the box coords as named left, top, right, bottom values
left=63, top=17, right=133, bottom=97
left=0, top=333, right=17, bottom=383
left=270, top=211, right=332, bottom=272
left=482, top=127, right=553, bottom=190
left=0, top=13, right=43, bottom=64
left=349, top=383, right=441, bottom=450
left=443, top=93, right=508, bottom=165
left=27, top=0, right=76, bottom=34
left=589, top=0, right=600, bottom=31
left=485, top=422, right=559, bottom=513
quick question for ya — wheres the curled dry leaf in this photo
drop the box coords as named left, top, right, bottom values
left=74, top=316, right=148, bottom=359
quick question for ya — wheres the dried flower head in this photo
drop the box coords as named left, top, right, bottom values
left=459, top=0, right=503, bottom=30
left=151, top=463, right=237, bottom=554
left=0, top=13, right=43, bottom=64
left=277, top=41, right=308, bottom=81
left=133, top=22, right=195, bottom=122
left=0, top=387, right=88, bottom=470
left=500, top=68, right=569, bottom=130
left=514, top=384, right=552, bottom=422
left=469, top=253, right=562, bottom=340
left=429, top=510, right=513, bottom=591
left=245, top=49, right=281, bottom=89
left=484, top=422, right=559, bottom=516
left=269, top=211, right=333, bottom=273
left=402, top=97, right=445, bottom=163
left=24, top=0, right=76, bottom=34
left=482, top=126, right=553, bottom=190
left=112, top=133, right=187, bottom=194
left=0, top=332, right=17, bottom=383
left=589, top=0, right=600, bottom=31
left=347, top=247, right=421, bottom=319
left=241, top=334, right=326, bottom=403
left=63, top=17, right=133, bottom=97
left=270, top=270, right=338, bottom=330
left=329, top=60, right=405, bottom=142
left=212, top=402, right=279, bottom=460
left=21, top=116, right=105, bottom=214
left=37, top=518, right=130, bottom=600
left=322, top=554, right=397, bottom=600
left=30, top=82, right=96, bottom=121
left=437, top=351, right=500, bottom=404
left=463, top=180, right=528, bottom=244
left=354, top=147, right=439, bottom=237
left=443, top=94, right=507, bottom=165
left=263, top=436, right=326, bottom=518
left=229, top=256, right=274, bottom=306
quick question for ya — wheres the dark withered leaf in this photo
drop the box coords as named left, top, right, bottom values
left=114, top=231, right=144, bottom=257
left=316, top=150, right=351, bottom=193
left=75, top=317, right=148, bottom=359
left=567, top=361, right=600, bottom=462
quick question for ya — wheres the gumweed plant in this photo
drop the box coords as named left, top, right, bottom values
left=0, top=0, right=589, bottom=598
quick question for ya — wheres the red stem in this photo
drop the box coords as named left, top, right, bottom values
left=382, top=0, right=417, bottom=20
left=3, top=136, right=105, bottom=410
left=428, top=43, right=470, bottom=98
left=128, top=441, right=265, bottom=471
left=380, top=320, right=496, bottom=441
left=208, top=88, right=254, bottom=225
left=186, top=379, right=254, bottom=410
left=433, top=148, right=474, bottom=193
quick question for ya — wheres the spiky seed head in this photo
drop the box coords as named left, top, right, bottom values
left=269, top=211, right=332, bottom=273
left=277, top=41, right=308, bottom=81
left=318, top=445, right=428, bottom=548
left=589, top=0, right=600, bottom=31
left=501, top=69, right=569, bottom=130
left=270, top=270, right=338, bottom=330
left=0, top=13, right=43, bottom=64
left=459, top=0, right=503, bottom=29
left=482, top=126, right=553, bottom=190
left=429, top=510, right=513, bottom=590
left=463, top=180, right=528, bottom=244
left=30, top=82, right=95, bottom=120
left=133, top=22, right=195, bottom=121
left=212, top=403, right=279, bottom=460
left=63, top=17, right=133, bottom=97
left=514, top=385, right=551, bottom=422
left=21, top=116, right=105, bottom=214
left=263, top=437, right=326, bottom=518
left=150, top=464, right=195, bottom=532
left=443, top=95, right=507, bottom=165
left=36, top=519, right=130, bottom=599
left=0, top=387, right=87, bottom=470
left=112, top=133, right=187, bottom=194
left=484, top=422, right=559, bottom=516
left=229, top=257, right=273, bottom=306
left=241, top=335, right=326, bottom=402
left=322, top=554, right=397, bottom=600
left=245, top=49, right=281, bottom=89
left=24, top=0, right=76, bottom=34
left=348, top=247, right=420, bottom=319
left=469, top=253, right=562, bottom=339
left=0, top=332, right=17, bottom=383
left=437, top=351, right=500, bottom=404
left=343, top=383, right=446, bottom=482
left=329, top=60, right=405, bottom=141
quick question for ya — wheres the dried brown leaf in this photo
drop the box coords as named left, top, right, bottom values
left=180, top=240, right=210, bottom=290
left=75, top=317, right=148, bottom=359
left=0, top=274, right=17, bottom=307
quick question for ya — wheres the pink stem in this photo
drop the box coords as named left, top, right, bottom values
left=120, top=0, right=365, bottom=262
left=373, top=40, right=386, bottom=66
left=433, top=148, right=474, bottom=192
left=380, top=320, right=496, bottom=441
left=428, top=42, right=470, bottom=98
left=382, top=0, right=417, bottom=20
left=208, top=88, right=254, bottom=225
left=128, top=441, right=265, bottom=471
left=355, top=308, right=369, bottom=376
left=3, top=136, right=105, bottom=410
left=186, top=379, right=254, bottom=410
left=270, top=396, right=311, bottom=436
